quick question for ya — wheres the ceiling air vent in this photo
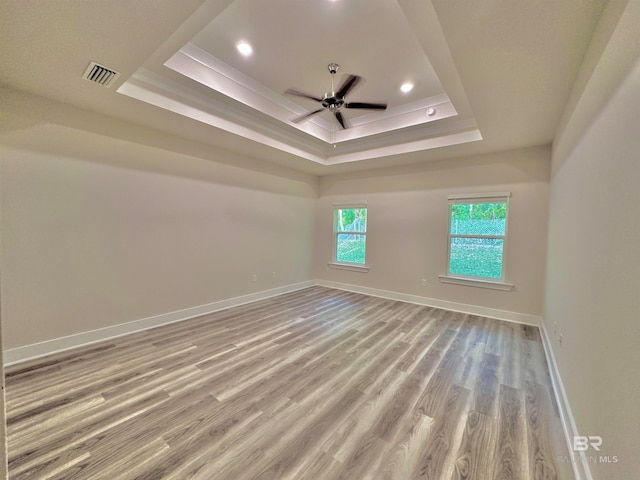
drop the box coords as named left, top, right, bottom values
left=82, top=61, right=121, bottom=88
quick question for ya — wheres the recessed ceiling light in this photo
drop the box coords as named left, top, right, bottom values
left=236, top=41, right=253, bottom=57
left=400, top=82, right=414, bottom=93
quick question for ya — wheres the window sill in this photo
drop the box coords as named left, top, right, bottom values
left=438, top=275, right=514, bottom=291
left=327, top=262, right=370, bottom=273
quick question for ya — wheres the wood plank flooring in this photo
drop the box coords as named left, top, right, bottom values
left=4, top=287, right=573, bottom=479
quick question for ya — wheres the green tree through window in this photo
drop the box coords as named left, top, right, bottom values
left=448, top=199, right=508, bottom=279
left=334, top=208, right=367, bottom=264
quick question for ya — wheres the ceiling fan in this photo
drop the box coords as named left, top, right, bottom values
left=284, top=63, right=387, bottom=129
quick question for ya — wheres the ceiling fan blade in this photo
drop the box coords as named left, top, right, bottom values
left=334, top=111, right=349, bottom=129
left=345, top=102, right=387, bottom=110
left=335, top=74, right=362, bottom=99
left=291, top=108, right=325, bottom=123
left=284, top=88, right=324, bottom=103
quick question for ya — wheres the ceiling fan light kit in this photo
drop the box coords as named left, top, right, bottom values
left=285, top=63, right=388, bottom=129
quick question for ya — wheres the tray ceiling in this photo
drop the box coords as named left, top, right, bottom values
left=0, top=0, right=607, bottom=175
left=118, top=0, right=480, bottom=166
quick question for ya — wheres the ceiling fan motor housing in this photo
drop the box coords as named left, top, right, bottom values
left=322, top=95, right=344, bottom=111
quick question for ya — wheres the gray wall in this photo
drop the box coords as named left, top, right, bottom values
left=544, top=1, right=640, bottom=478
left=0, top=120, right=317, bottom=350
left=314, top=146, right=550, bottom=317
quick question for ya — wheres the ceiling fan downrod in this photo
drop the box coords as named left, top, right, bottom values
left=328, top=63, right=339, bottom=95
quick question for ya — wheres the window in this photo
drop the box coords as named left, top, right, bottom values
left=333, top=206, right=367, bottom=265
left=446, top=193, right=510, bottom=282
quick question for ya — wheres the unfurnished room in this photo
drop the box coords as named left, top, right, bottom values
left=0, top=1, right=639, bottom=479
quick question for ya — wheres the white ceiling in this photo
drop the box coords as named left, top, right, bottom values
left=0, top=0, right=606, bottom=176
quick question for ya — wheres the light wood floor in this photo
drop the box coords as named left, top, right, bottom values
left=5, top=287, right=572, bottom=479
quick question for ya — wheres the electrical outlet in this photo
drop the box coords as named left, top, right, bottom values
left=252, top=274, right=257, bottom=282
left=559, top=333, right=563, bottom=346
left=272, top=271, right=277, bottom=278
left=421, top=279, right=427, bottom=287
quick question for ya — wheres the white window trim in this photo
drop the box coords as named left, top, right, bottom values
left=327, top=262, right=370, bottom=273
left=332, top=201, right=368, bottom=208
left=330, top=203, right=369, bottom=270
left=438, top=274, right=514, bottom=291
left=447, top=192, right=511, bottom=201
left=442, top=192, right=512, bottom=287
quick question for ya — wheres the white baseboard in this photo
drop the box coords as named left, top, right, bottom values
left=315, top=280, right=542, bottom=327
left=3, top=281, right=315, bottom=366
left=539, top=320, right=591, bottom=480
left=4, top=279, right=542, bottom=367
